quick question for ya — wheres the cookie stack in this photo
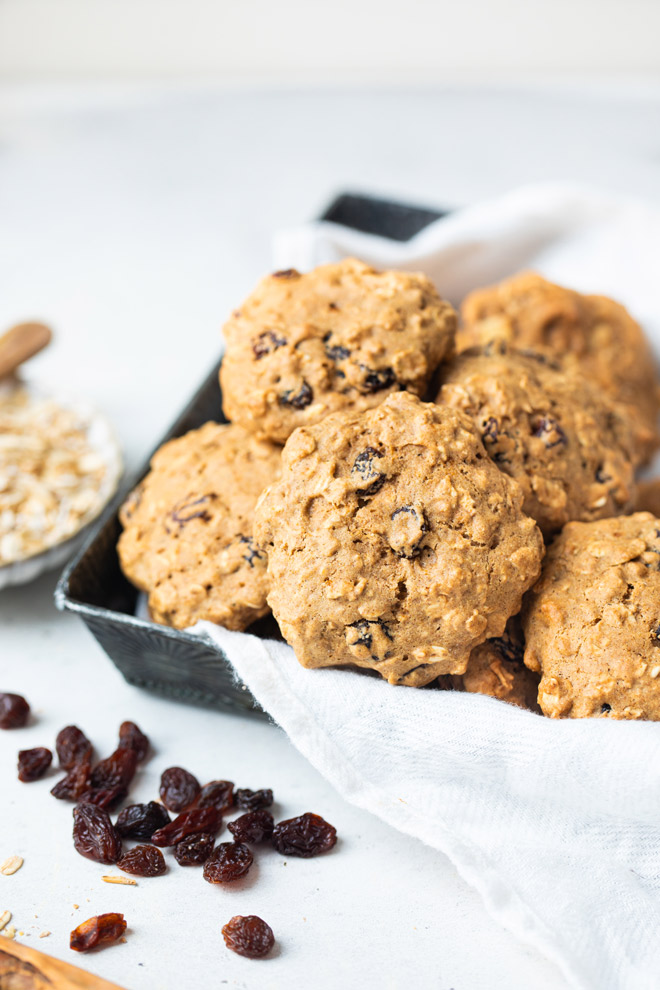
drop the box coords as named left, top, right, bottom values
left=118, top=261, right=660, bottom=720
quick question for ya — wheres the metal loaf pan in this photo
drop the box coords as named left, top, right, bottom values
left=54, top=193, right=446, bottom=714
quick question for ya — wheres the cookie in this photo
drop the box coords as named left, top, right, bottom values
left=220, top=258, right=456, bottom=444
left=634, top=478, right=660, bottom=518
left=118, top=422, right=281, bottom=631
left=436, top=344, right=636, bottom=536
left=254, top=392, right=544, bottom=686
left=459, top=271, right=660, bottom=462
left=522, top=513, right=660, bottom=719
left=448, top=619, right=540, bottom=712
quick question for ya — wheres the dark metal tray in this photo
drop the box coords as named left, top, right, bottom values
left=54, top=192, right=446, bottom=714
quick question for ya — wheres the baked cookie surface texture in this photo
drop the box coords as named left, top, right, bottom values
left=436, top=344, right=636, bottom=536
left=220, top=258, right=456, bottom=443
left=118, top=422, right=281, bottom=631
left=459, top=271, right=660, bottom=462
left=450, top=619, right=540, bottom=712
left=523, top=513, right=660, bottom=719
left=254, top=392, right=544, bottom=686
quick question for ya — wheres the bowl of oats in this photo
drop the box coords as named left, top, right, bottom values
left=0, top=377, right=122, bottom=589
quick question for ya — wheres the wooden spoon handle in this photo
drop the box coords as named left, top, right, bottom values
left=0, top=322, right=52, bottom=380
left=0, top=936, right=127, bottom=990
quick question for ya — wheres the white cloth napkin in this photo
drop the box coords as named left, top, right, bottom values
left=200, top=183, right=660, bottom=990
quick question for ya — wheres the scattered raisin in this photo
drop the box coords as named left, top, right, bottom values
left=118, top=721, right=149, bottom=762
left=279, top=381, right=313, bottom=409
left=151, top=808, right=222, bottom=847
left=203, top=842, right=253, bottom=883
left=56, top=725, right=93, bottom=770
left=193, top=780, right=234, bottom=815
left=389, top=506, right=427, bottom=558
left=173, top=832, right=215, bottom=866
left=595, top=466, right=612, bottom=484
left=488, top=633, right=525, bottom=665
left=84, top=747, right=138, bottom=810
left=601, top=703, right=613, bottom=714
left=222, top=915, right=274, bottom=959
left=324, top=336, right=350, bottom=362
left=253, top=330, right=287, bottom=359
left=345, top=618, right=392, bottom=661
left=532, top=416, right=567, bottom=449
left=159, top=766, right=200, bottom=812
left=51, top=759, right=91, bottom=802
left=235, top=788, right=273, bottom=812
left=351, top=447, right=385, bottom=496
left=272, top=812, right=337, bottom=858
left=359, top=365, right=396, bottom=393
left=116, top=802, right=171, bottom=841
left=73, top=804, right=122, bottom=864
left=70, top=912, right=126, bottom=952
left=17, top=747, right=52, bottom=782
left=228, top=810, right=274, bottom=844
left=117, top=845, right=166, bottom=877
left=0, top=693, right=30, bottom=729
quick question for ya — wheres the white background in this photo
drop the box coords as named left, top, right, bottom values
left=1, top=0, right=660, bottom=79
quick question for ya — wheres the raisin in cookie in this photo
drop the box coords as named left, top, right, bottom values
left=254, top=392, right=544, bottom=686
left=522, top=513, right=660, bottom=719
left=220, top=259, right=456, bottom=444
left=118, top=422, right=280, bottom=631
left=436, top=344, right=636, bottom=536
left=459, top=271, right=660, bottom=462
left=448, top=619, right=540, bottom=712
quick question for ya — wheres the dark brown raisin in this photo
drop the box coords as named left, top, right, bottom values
left=173, top=832, right=215, bottom=866
left=532, top=416, right=567, bottom=448
left=222, top=915, right=274, bottom=958
left=193, top=780, right=234, bottom=815
left=73, top=803, right=122, bottom=864
left=351, top=447, right=385, bottom=496
left=272, top=812, right=337, bottom=858
left=83, top=747, right=138, bottom=810
left=117, top=844, right=166, bottom=877
left=488, top=632, right=525, bottom=665
left=595, top=465, right=612, bottom=484
left=17, top=747, right=52, bottom=782
left=271, top=268, right=299, bottom=279
left=203, top=842, right=253, bottom=883
left=279, top=381, right=313, bottom=409
left=253, top=330, right=287, bottom=359
left=170, top=494, right=214, bottom=527
left=116, top=802, right=171, bottom=841
left=389, top=506, right=427, bottom=558
left=228, top=810, right=274, bottom=844
left=151, top=808, right=222, bottom=847
left=235, top=788, right=273, bottom=812
left=51, top=758, right=91, bottom=801
left=359, top=365, right=396, bottom=393
left=159, top=766, right=200, bottom=812
left=55, top=725, right=93, bottom=770
left=481, top=416, right=500, bottom=445
left=118, top=721, right=149, bottom=762
left=0, top=693, right=30, bottom=729
left=237, top=536, right=265, bottom=568
left=70, top=912, right=126, bottom=952
left=324, top=336, right=350, bottom=362
left=346, top=618, right=392, bottom=661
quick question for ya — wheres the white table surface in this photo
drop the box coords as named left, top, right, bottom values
left=1, top=80, right=659, bottom=990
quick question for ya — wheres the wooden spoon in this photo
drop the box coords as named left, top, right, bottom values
left=0, top=936, right=127, bottom=990
left=0, top=322, right=52, bottom=381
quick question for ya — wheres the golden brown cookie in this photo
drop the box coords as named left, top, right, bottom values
left=448, top=619, right=540, bottom=712
left=118, top=422, right=281, bottom=631
left=634, top=478, right=660, bottom=518
left=220, top=258, right=456, bottom=444
left=522, top=513, right=660, bottom=719
left=436, top=344, right=637, bottom=536
left=254, top=392, right=544, bottom=686
left=459, top=271, right=660, bottom=462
